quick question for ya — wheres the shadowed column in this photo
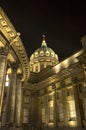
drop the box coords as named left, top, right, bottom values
left=5, top=63, right=17, bottom=126
left=0, top=47, right=8, bottom=127
left=15, top=74, right=23, bottom=128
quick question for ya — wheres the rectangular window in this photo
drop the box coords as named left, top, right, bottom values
left=58, top=104, right=64, bottom=121
left=23, top=109, right=29, bottom=123
left=42, top=108, right=46, bottom=123
left=49, top=107, right=54, bottom=121
left=68, top=100, right=76, bottom=120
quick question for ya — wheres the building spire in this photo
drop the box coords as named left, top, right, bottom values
left=41, top=34, right=47, bottom=47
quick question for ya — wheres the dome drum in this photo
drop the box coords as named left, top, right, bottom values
left=29, top=36, right=59, bottom=72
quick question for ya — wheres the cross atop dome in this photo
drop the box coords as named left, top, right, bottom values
left=43, top=34, right=45, bottom=41
left=41, top=34, right=47, bottom=47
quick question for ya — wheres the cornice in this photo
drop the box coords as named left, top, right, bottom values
left=27, top=62, right=83, bottom=91
left=0, top=7, right=29, bottom=81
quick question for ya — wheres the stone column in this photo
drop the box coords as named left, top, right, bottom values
left=15, top=74, right=23, bottom=128
left=53, top=85, right=57, bottom=128
left=0, top=47, right=8, bottom=127
left=5, top=63, right=17, bottom=126
left=73, top=78, right=83, bottom=127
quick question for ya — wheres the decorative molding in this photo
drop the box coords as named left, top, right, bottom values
left=0, top=7, right=30, bottom=81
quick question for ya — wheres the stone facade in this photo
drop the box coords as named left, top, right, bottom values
left=0, top=7, right=86, bottom=130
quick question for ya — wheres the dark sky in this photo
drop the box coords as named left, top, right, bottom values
left=0, top=0, right=86, bottom=61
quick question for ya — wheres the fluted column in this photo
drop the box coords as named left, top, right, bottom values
left=5, top=63, right=17, bottom=125
left=15, top=74, right=23, bottom=127
left=0, top=47, right=8, bottom=127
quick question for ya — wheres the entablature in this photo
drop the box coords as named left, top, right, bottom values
left=28, top=49, right=84, bottom=84
left=0, top=7, right=29, bottom=81
left=27, top=62, right=84, bottom=91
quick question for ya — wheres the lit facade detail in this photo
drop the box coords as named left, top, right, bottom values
left=49, top=107, right=54, bottom=122
left=57, top=103, right=64, bottom=122
left=1, top=6, right=86, bottom=130
left=42, top=108, right=46, bottom=123
left=29, top=35, right=59, bottom=73
left=68, top=100, right=76, bottom=120
left=5, top=74, right=9, bottom=87
left=23, top=108, right=29, bottom=123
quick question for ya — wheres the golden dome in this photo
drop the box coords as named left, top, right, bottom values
left=30, top=35, right=59, bottom=64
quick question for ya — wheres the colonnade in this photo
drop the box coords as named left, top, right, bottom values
left=0, top=46, right=23, bottom=130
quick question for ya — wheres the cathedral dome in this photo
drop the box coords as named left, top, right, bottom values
left=30, top=35, right=59, bottom=73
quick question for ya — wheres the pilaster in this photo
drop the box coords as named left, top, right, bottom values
left=73, top=77, right=83, bottom=127
left=53, top=85, right=57, bottom=128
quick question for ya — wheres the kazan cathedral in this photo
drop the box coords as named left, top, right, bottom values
left=0, top=7, right=86, bottom=130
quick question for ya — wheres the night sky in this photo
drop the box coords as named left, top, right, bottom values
left=0, top=0, right=86, bottom=61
